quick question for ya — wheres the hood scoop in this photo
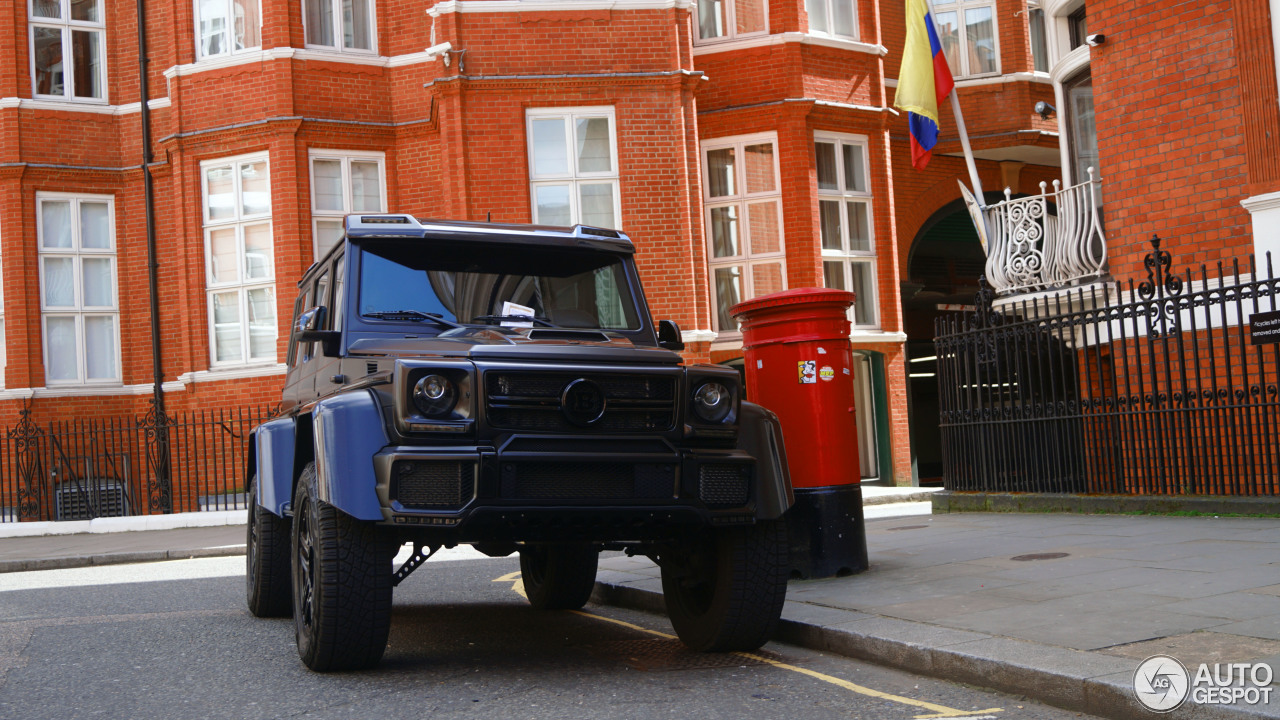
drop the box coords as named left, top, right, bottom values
left=526, top=328, right=611, bottom=343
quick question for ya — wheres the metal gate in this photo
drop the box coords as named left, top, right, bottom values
left=935, top=237, right=1280, bottom=496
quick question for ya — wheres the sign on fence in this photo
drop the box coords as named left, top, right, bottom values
left=1250, top=309, right=1280, bottom=346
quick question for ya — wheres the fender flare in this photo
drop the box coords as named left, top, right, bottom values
left=251, top=416, right=296, bottom=518
left=737, top=401, right=794, bottom=520
left=310, top=390, right=388, bottom=521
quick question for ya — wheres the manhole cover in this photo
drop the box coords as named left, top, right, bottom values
left=586, top=638, right=787, bottom=672
left=1010, top=552, right=1070, bottom=561
left=886, top=525, right=930, bottom=532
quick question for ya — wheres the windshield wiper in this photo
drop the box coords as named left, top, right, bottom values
left=363, top=310, right=463, bottom=329
left=469, top=314, right=560, bottom=328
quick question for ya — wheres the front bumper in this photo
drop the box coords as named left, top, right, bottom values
left=372, top=436, right=758, bottom=542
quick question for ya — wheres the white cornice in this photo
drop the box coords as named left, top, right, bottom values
left=163, top=48, right=433, bottom=80
left=0, top=364, right=287, bottom=400
left=428, top=0, right=694, bottom=16
left=682, top=329, right=718, bottom=343
left=849, top=330, right=908, bottom=344
left=693, top=32, right=887, bottom=57
left=885, top=72, right=1051, bottom=89
left=0, top=97, right=170, bottom=116
left=1242, top=190, right=1280, bottom=214
left=812, top=99, right=898, bottom=115
left=177, top=364, right=288, bottom=384
left=1050, top=45, right=1090, bottom=84
left=0, top=380, right=185, bottom=400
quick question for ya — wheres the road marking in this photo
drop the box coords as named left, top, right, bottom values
left=492, top=570, right=528, bottom=600
left=495, top=571, right=1002, bottom=719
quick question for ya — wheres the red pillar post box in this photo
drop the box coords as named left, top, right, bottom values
left=730, top=288, right=868, bottom=578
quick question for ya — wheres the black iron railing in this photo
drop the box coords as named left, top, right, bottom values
left=935, top=237, right=1280, bottom=496
left=0, top=403, right=280, bottom=522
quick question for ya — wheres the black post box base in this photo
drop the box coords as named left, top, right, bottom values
left=786, top=484, right=868, bottom=579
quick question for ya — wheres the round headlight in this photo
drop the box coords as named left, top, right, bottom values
left=692, top=381, right=732, bottom=423
left=413, top=374, right=457, bottom=417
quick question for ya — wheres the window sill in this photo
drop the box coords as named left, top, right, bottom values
left=184, top=364, right=287, bottom=383
left=693, top=33, right=887, bottom=57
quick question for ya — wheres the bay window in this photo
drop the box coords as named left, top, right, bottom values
left=304, top=0, right=375, bottom=53
left=815, top=133, right=878, bottom=328
left=526, top=107, right=621, bottom=229
left=932, top=0, right=999, bottom=77
left=30, top=0, right=106, bottom=100
left=697, top=0, right=767, bottom=43
left=197, top=0, right=262, bottom=59
left=806, top=0, right=856, bottom=39
left=37, top=193, right=120, bottom=385
left=310, top=151, right=386, bottom=260
left=202, top=154, right=277, bottom=367
left=703, top=135, right=785, bottom=333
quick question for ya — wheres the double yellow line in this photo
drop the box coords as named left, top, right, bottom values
left=494, top=572, right=1002, bottom=720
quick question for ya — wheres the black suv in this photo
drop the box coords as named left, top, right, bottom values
left=245, top=216, right=794, bottom=671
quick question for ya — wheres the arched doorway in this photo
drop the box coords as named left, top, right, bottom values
left=902, top=199, right=992, bottom=484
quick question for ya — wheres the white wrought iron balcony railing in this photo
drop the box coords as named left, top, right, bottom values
left=961, top=169, right=1109, bottom=296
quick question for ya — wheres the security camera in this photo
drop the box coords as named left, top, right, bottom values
left=1086, top=33, right=1105, bottom=46
left=1034, top=101, right=1056, bottom=120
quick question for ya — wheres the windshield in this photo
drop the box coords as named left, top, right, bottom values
left=357, top=240, right=642, bottom=331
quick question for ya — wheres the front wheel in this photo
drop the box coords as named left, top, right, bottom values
left=660, top=520, right=789, bottom=652
left=292, top=463, right=395, bottom=671
left=519, top=543, right=600, bottom=610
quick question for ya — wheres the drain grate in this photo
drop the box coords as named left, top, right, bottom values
left=1010, top=552, right=1070, bottom=561
left=585, top=638, right=787, bottom=672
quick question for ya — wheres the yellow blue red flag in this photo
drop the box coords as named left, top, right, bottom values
left=893, top=0, right=955, bottom=169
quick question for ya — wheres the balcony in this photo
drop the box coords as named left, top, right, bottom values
left=963, top=169, right=1108, bottom=296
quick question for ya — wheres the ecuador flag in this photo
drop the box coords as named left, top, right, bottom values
left=893, top=0, right=955, bottom=170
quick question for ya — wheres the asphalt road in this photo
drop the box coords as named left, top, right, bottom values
left=0, top=552, right=1101, bottom=720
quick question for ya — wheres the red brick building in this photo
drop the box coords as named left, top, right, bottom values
left=0, top=0, right=1276, bottom=492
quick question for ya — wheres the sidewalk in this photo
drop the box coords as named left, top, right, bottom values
left=596, top=510, right=1280, bottom=720
left=1, top=491, right=1276, bottom=720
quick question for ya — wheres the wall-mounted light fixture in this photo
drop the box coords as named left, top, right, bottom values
left=1086, top=33, right=1106, bottom=47
left=1035, top=101, right=1056, bottom=120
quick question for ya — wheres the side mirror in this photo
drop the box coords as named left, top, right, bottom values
left=657, top=319, right=685, bottom=352
left=294, top=306, right=340, bottom=356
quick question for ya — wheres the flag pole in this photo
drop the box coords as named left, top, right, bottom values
left=922, top=0, right=986, bottom=206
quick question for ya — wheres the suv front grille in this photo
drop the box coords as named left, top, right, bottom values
left=698, top=463, right=751, bottom=507
left=500, top=462, right=676, bottom=500
left=392, top=460, right=475, bottom=510
left=485, top=372, right=677, bottom=433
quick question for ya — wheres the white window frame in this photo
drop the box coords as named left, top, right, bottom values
left=36, top=192, right=121, bottom=386
left=694, top=0, right=769, bottom=45
left=702, top=133, right=786, bottom=334
left=201, top=152, right=277, bottom=368
left=815, top=132, right=879, bottom=329
left=1027, top=0, right=1050, bottom=73
left=29, top=0, right=108, bottom=102
left=308, top=149, right=387, bottom=260
left=805, top=0, right=857, bottom=40
left=302, top=0, right=378, bottom=54
left=194, top=0, right=263, bottom=61
left=931, top=0, right=1001, bottom=78
left=526, top=106, right=622, bottom=229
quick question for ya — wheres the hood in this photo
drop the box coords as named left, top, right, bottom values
left=345, top=327, right=683, bottom=364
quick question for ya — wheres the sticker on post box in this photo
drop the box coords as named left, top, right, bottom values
left=819, top=366, right=835, bottom=382
left=798, top=360, right=817, bottom=384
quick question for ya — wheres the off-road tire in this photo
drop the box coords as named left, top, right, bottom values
left=519, top=544, right=600, bottom=610
left=661, top=519, right=789, bottom=652
left=246, top=474, right=292, bottom=617
left=292, top=463, right=395, bottom=671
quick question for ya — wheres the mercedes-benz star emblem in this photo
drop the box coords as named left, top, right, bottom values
left=561, top=378, right=606, bottom=426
